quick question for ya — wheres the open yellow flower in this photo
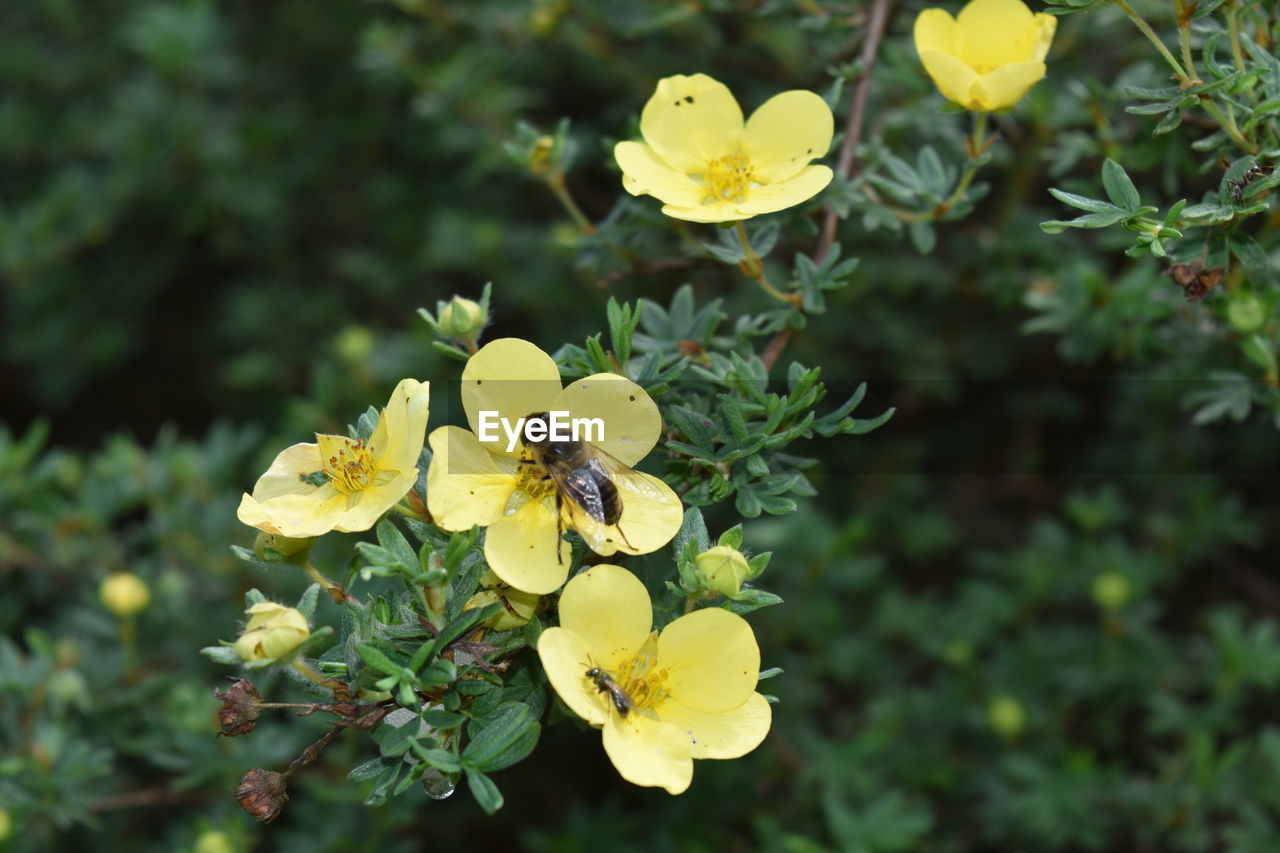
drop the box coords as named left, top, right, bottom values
left=426, top=338, right=682, bottom=595
left=538, top=564, right=771, bottom=794
left=237, top=378, right=430, bottom=538
left=614, top=73, right=834, bottom=223
left=914, top=0, right=1056, bottom=112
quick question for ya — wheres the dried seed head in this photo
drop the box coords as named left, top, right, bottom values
left=216, top=677, right=263, bottom=737
left=235, top=768, right=288, bottom=823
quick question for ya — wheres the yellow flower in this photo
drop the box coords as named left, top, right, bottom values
left=99, top=572, right=150, bottom=617
left=237, top=378, right=430, bottom=538
left=914, top=0, right=1056, bottom=112
left=234, top=602, right=310, bottom=662
left=537, top=564, right=771, bottom=794
left=426, top=338, right=682, bottom=595
left=465, top=570, right=542, bottom=631
left=614, top=73, right=834, bottom=223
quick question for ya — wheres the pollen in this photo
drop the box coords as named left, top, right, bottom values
left=702, top=152, right=756, bottom=203
left=316, top=434, right=377, bottom=495
left=615, top=633, right=670, bottom=713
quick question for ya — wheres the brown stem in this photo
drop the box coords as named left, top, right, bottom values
left=816, top=0, right=895, bottom=264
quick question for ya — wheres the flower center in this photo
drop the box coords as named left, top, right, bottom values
left=316, top=434, right=377, bottom=495
left=614, top=633, right=670, bottom=713
left=703, top=152, right=756, bottom=203
left=514, top=456, right=559, bottom=505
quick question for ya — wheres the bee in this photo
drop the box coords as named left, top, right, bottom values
left=519, top=410, right=671, bottom=560
left=1229, top=162, right=1274, bottom=203
left=586, top=665, right=635, bottom=717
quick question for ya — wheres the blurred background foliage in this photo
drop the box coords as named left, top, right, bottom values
left=3, top=0, right=1280, bottom=850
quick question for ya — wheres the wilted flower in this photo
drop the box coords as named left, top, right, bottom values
left=615, top=73, right=833, bottom=222
left=237, top=378, right=429, bottom=538
left=235, top=768, right=288, bottom=823
left=216, top=677, right=263, bottom=736
left=914, top=0, right=1056, bottom=112
left=427, top=338, right=682, bottom=594
left=234, top=603, right=310, bottom=663
left=99, top=572, right=150, bottom=617
left=538, top=564, right=771, bottom=794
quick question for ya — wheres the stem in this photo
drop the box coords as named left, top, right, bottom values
left=305, top=561, right=359, bottom=605
left=1177, top=2, right=1199, bottom=82
left=547, top=171, right=596, bottom=235
left=391, top=500, right=422, bottom=520
left=1114, top=0, right=1188, bottom=80
left=424, top=585, right=446, bottom=618
left=120, top=618, right=137, bottom=677
left=291, top=658, right=333, bottom=688
left=734, top=221, right=801, bottom=306
left=1225, top=4, right=1247, bottom=72
left=932, top=112, right=989, bottom=220
left=1201, top=98, right=1258, bottom=152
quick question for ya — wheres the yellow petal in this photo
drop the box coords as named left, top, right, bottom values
left=735, top=165, right=833, bottom=216
left=537, top=627, right=610, bottom=727
left=742, top=90, right=834, bottom=184
left=601, top=715, right=693, bottom=794
left=554, top=373, right=660, bottom=467
left=918, top=48, right=982, bottom=109
left=558, top=564, right=653, bottom=664
left=659, top=692, right=772, bottom=759
left=461, top=338, right=563, bottom=457
left=575, top=471, right=681, bottom=557
left=243, top=443, right=325, bottom=502
left=234, top=631, right=264, bottom=661
left=1031, top=13, right=1057, bottom=62
left=956, top=0, right=1036, bottom=71
left=658, top=607, right=760, bottom=712
left=639, top=73, right=743, bottom=173
left=426, top=427, right=516, bottom=530
left=236, top=488, right=349, bottom=538
left=659, top=201, right=752, bottom=223
left=913, top=8, right=958, bottom=56
left=483, top=498, right=572, bottom=594
left=332, top=469, right=418, bottom=532
left=973, top=60, right=1046, bottom=111
left=614, top=141, right=706, bottom=209
left=370, top=378, right=430, bottom=472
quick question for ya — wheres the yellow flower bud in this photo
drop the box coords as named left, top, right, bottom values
left=333, top=324, right=376, bottom=365
left=436, top=296, right=488, bottom=340
left=988, top=695, right=1026, bottom=739
left=0, top=806, right=11, bottom=842
left=234, top=602, right=310, bottom=662
left=1091, top=572, right=1131, bottom=612
left=528, top=135, right=556, bottom=176
left=253, top=531, right=312, bottom=559
left=1227, top=295, right=1266, bottom=335
left=695, top=545, right=750, bottom=597
left=193, top=831, right=235, bottom=853
left=100, top=572, right=151, bottom=618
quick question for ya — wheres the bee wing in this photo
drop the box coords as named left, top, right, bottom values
left=559, top=446, right=681, bottom=556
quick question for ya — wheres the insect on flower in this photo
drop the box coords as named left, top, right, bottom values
left=586, top=664, right=635, bottom=717
left=517, top=411, right=673, bottom=561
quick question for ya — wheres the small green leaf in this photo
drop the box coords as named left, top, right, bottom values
left=467, top=769, right=504, bottom=814
left=1101, top=159, right=1141, bottom=210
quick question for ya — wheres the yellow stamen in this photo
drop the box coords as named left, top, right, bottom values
left=315, top=434, right=377, bottom=495
left=615, top=633, right=670, bottom=713
left=703, top=152, right=755, bottom=203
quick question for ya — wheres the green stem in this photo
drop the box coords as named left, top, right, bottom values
left=1201, top=98, right=1258, bottom=152
left=305, top=561, right=359, bottom=605
left=547, top=172, right=596, bottom=235
left=1114, top=0, right=1188, bottom=80
left=734, top=221, right=800, bottom=307
left=933, top=111, right=988, bottom=219
left=391, top=500, right=422, bottom=520
left=1225, top=5, right=1247, bottom=72
left=291, top=658, right=332, bottom=687
left=1177, top=5, right=1199, bottom=82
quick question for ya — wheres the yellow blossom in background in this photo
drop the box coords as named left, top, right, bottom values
left=99, top=572, right=150, bottom=617
left=465, top=570, right=542, bottom=631
left=237, top=378, right=429, bottom=538
left=426, top=338, right=682, bottom=595
left=914, top=0, right=1056, bottom=112
left=234, top=602, right=310, bottom=662
left=614, top=73, right=834, bottom=222
left=537, top=564, right=771, bottom=794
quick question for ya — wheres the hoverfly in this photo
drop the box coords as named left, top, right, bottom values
left=519, top=410, right=673, bottom=560
left=586, top=665, right=635, bottom=717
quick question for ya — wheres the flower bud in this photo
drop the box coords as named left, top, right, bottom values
left=436, top=296, right=488, bottom=340
left=235, top=768, right=288, bottom=823
left=1227, top=295, right=1267, bottom=335
left=333, top=324, right=376, bottom=365
left=100, top=572, right=150, bottom=618
left=234, top=603, right=310, bottom=662
left=193, top=831, right=235, bottom=853
left=1091, top=572, right=1131, bottom=612
left=216, top=677, right=263, bottom=736
left=0, top=807, right=11, bottom=842
left=695, top=545, right=751, bottom=597
left=988, top=695, right=1026, bottom=740
left=253, top=531, right=312, bottom=559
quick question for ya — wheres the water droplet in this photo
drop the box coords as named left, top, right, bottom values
left=420, top=768, right=457, bottom=800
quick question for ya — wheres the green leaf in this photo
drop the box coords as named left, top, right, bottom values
left=1228, top=231, right=1269, bottom=271
left=674, top=507, right=711, bottom=557
left=1047, top=188, right=1121, bottom=213
left=409, top=742, right=462, bottom=773
left=423, top=709, right=468, bottom=729
left=466, top=769, right=504, bottom=814
left=1101, top=159, right=1141, bottom=210
left=462, top=702, right=541, bottom=772
left=357, top=644, right=401, bottom=676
